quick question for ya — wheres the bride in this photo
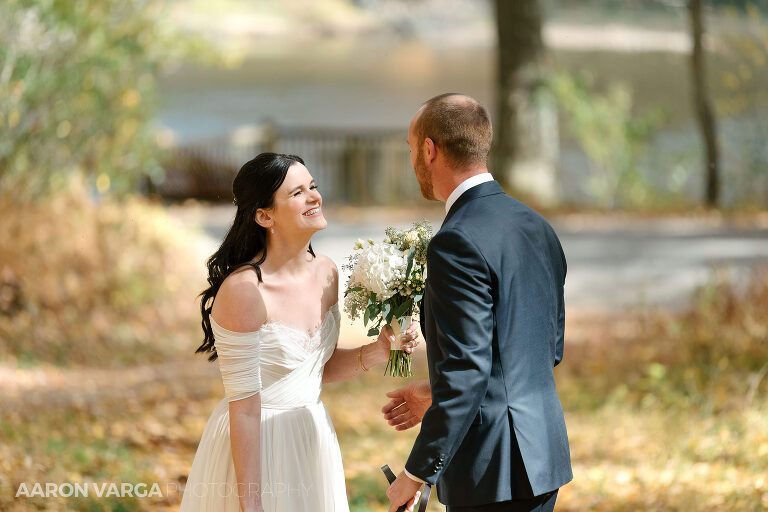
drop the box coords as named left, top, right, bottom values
left=179, top=153, right=421, bottom=512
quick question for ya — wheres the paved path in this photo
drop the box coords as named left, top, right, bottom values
left=172, top=205, right=768, bottom=311
left=3, top=209, right=765, bottom=407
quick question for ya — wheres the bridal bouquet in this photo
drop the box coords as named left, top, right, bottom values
left=343, top=221, right=432, bottom=377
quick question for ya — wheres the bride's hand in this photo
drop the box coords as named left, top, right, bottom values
left=381, top=380, right=432, bottom=431
left=375, top=322, right=420, bottom=356
left=401, top=321, right=420, bottom=354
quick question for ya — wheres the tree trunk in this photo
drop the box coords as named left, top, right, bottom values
left=688, top=0, right=720, bottom=208
left=492, top=0, right=557, bottom=204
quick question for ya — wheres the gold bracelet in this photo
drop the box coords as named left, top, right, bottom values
left=358, top=345, right=369, bottom=372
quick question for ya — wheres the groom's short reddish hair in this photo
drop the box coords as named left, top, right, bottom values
left=415, top=93, right=493, bottom=167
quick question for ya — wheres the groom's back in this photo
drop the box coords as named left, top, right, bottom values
left=439, top=184, right=572, bottom=499
left=447, top=191, right=566, bottom=365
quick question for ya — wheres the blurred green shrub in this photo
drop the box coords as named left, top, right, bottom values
left=559, top=268, right=768, bottom=412
left=549, top=72, right=667, bottom=209
left=0, top=0, right=207, bottom=201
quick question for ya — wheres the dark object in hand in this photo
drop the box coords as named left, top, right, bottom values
left=381, top=464, right=431, bottom=512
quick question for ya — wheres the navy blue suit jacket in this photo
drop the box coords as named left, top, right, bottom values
left=405, top=180, right=572, bottom=506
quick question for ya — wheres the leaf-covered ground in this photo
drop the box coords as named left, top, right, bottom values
left=3, top=291, right=767, bottom=512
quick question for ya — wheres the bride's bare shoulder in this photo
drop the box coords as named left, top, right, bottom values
left=312, top=253, right=339, bottom=303
left=313, top=253, right=338, bottom=280
left=211, top=266, right=267, bottom=332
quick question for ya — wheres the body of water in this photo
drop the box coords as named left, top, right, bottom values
left=157, top=40, right=495, bottom=142
left=157, top=37, right=768, bottom=206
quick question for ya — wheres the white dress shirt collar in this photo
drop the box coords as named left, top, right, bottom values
left=444, top=173, right=495, bottom=214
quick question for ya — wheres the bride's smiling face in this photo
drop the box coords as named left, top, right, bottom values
left=263, top=162, right=327, bottom=236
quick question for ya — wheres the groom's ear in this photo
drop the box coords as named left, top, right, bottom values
left=424, top=137, right=437, bottom=164
left=254, top=208, right=273, bottom=229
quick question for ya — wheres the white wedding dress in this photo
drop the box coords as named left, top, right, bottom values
left=179, top=303, right=349, bottom=512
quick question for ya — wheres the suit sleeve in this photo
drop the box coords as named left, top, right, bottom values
left=405, top=228, right=494, bottom=484
left=554, top=238, right=567, bottom=367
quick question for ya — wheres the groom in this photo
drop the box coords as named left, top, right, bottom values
left=383, top=94, right=572, bottom=512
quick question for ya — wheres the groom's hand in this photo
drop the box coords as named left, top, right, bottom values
left=382, top=380, right=432, bottom=431
left=386, top=471, right=422, bottom=512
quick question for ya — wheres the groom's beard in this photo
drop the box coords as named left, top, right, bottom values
left=414, top=153, right=435, bottom=200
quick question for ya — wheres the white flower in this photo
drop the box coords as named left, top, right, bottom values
left=405, top=230, right=419, bottom=244
left=348, top=242, right=406, bottom=299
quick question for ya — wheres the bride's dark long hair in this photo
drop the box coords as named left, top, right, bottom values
left=196, top=152, right=314, bottom=361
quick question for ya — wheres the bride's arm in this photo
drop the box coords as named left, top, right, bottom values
left=213, top=271, right=268, bottom=512
left=322, top=314, right=420, bottom=383
left=230, top=396, right=264, bottom=512
left=322, top=334, right=392, bottom=383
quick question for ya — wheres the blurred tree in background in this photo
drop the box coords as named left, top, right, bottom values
left=493, top=0, right=561, bottom=205
left=688, top=0, right=722, bottom=207
left=0, top=0, right=181, bottom=202
left=492, top=0, right=543, bottom=188
left=714, top=3, right=768, bottom=204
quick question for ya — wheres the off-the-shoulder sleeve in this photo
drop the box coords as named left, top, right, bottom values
left=213, top=326, right=262, bottom=403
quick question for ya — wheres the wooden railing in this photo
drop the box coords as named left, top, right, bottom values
left=155, top=122, right=422, bottom=205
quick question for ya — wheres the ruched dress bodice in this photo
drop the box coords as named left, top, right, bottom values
left=180, top=303, right=349, bottom=512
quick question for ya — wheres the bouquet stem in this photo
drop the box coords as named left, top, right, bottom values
left=385, top=349, right=413, bottom=378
